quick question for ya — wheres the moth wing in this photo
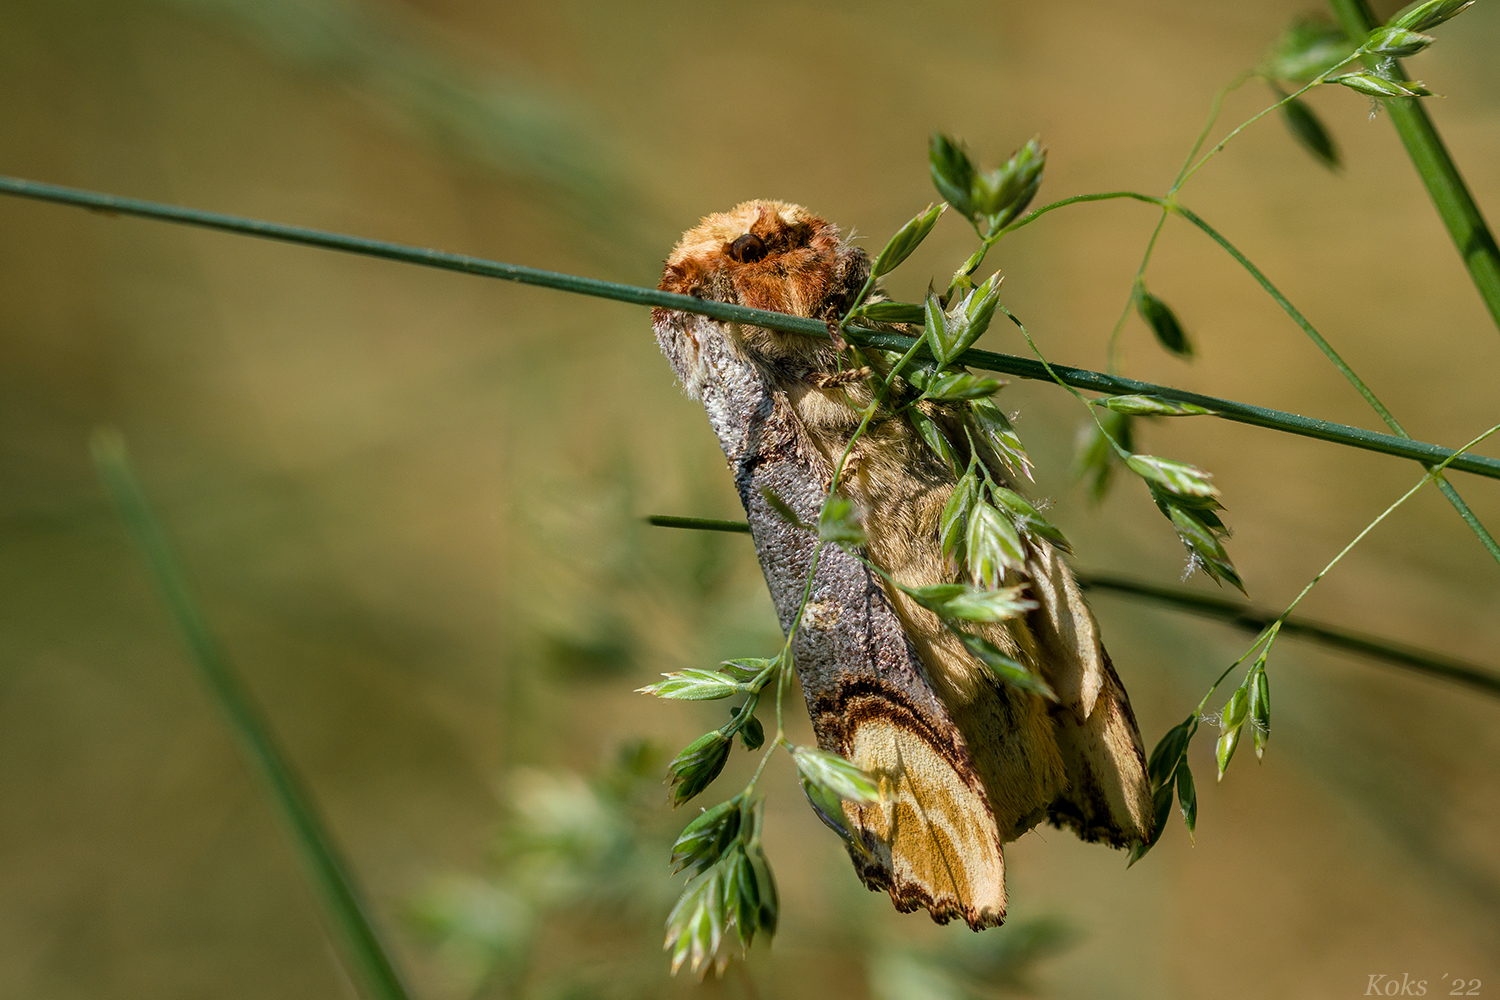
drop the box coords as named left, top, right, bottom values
left=841, top=706, right=1007, bottom=928
left=653, top=212, right=1019, bottom=929
left=676, top=330, right=1011, bottom=929
left=1025, top=541, right=1154, bottom=846
left=749, top=454, right=1012, bottom=930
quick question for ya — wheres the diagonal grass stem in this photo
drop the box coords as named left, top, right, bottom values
left=1198, top=419, right=1500, bottom=706
left=3, top=176, right=1496, bottom=482
left=90, top=429, right=411, bottom=1000
left=1328, top=0, right=1500, bottom=335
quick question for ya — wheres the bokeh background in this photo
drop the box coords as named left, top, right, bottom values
left=1, top=1, right=1498, bottom=997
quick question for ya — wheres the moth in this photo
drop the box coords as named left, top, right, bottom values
left=652, top=200, right=1153, bottom=930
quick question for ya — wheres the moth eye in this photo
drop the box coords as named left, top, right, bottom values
left=728, top=233, right=767, bottom=264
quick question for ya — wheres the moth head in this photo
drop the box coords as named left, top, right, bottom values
left=657, top=200, right=863, bottom=321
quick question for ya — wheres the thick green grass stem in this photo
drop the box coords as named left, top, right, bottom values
left=1328, top=0, right=1500, bottom=335
left=90, top=430, right=413, bottom=1000
left=4, top=176, right=1497, bottom=482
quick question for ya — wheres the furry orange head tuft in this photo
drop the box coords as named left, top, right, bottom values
left=657, top=200, right=853, bottom=319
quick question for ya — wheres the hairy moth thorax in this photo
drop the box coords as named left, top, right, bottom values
left=657, top=201, right=859, bottom=390
left=653, top=200, right=1154, bottom=930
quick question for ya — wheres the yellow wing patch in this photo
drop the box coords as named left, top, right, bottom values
left=845, top=717, right=1006, bottom=929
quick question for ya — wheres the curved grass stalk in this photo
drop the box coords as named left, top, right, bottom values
left=1106, top=70, right=1251, bottom=372
left=1166, top=202, right=1500, bottom=566
left=1017, top=59, right=1333, bottom=372
left=996, top=48, right=1500, bottom=563
left=997, top=187, right=1500, bottom=566
left=1172, top=56, right=1359, bottom=191
left=1104, top=211, right=1169, bottom=375
left=1197, top=419, right=1500, bottom=709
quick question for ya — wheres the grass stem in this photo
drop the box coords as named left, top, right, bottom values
left=90, top=429, right=412, bottom=1000
left=1167, top=202, right=1500, bottom=565
left=642, top=513, right=1500, bottom=702
left=1328, top=0, right=1500, bottom=335
left=1078, top=573, right=1500, bottom=698
left=3, top=176, right=1495, bottom=484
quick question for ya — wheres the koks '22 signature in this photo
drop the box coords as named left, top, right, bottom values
left=1366, top=975, right=1482, bottom=996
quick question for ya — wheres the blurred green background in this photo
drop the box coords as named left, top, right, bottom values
left=1, top=1, right=1498, bottom=997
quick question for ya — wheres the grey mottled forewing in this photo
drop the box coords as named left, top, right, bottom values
left=653, top=308, right=1010, bottom=927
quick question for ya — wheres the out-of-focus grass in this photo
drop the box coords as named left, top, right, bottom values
left=0, top=0, right=1497, bottom=998
left=92, top=428, right=414, bottom=1000
left=156, top=0, right=662, bottom=267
